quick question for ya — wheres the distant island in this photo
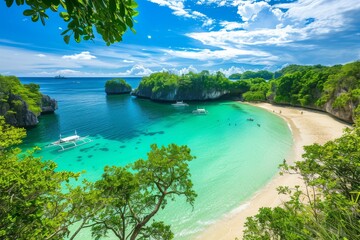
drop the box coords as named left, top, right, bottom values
left=105, top=78, right=132, bottom=95
left=54, top=75, right=66, bottom=79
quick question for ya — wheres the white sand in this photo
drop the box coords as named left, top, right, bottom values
left=196, top=103, right=350, bottom=240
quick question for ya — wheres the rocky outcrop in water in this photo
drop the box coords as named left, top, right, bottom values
left=41, top=94, right=58, bottom=114
left=105, top=78, right=132, bottom=95
left=0, top=93, right=58, bottom=127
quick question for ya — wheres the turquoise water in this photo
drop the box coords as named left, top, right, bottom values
left=20, top=77, right=293, bottom=239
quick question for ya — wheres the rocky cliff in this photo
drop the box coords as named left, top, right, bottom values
left=0, top=93, right=57, bottom=127
left=41, top=94, right=58, bottom=114
left=133, top=87, right=229, bottom=101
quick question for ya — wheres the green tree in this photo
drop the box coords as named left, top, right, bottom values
left=89, top=144, right=197, bottom=240
left=243, top=124, right=360, bottom=239
left=0, top=116, right=81, bottom=239
left=5, top=0, right=138, bottom=45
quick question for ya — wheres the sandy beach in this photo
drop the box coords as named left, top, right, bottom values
left=196, top=102, right=351, bottom=240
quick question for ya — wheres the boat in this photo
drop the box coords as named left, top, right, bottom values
left=172, top=101, right=189, bottom=107
left=192, top=107, right=208, bottom=114
left=45, top=130, right=92, bottom=151
left=54, top=75, right=66, bottom=79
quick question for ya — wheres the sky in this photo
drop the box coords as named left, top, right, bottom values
left=0, top=0, right=359, bottom=77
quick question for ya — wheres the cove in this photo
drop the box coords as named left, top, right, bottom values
left=20, top=77, right=293, bottom=239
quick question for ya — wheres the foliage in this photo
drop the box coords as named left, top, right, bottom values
left=89, top=143, right=196, bottom=240
left=5, top=0, right=138, bottom=45
left=242, top=78, right=270, bottom=101
left=135, top=71, right=231, bottom=99
left=243, top=124, right=360, bottom=239
left=0, top=117, right=81, bottom=239
left=241, top=70, right=274, bottom=80
left=0, top=114, right=197, bottom=239
left=0, top=116, right=26, bottom=149
left=105, top=78, right=132, bottom=93
left=229, top=71, right=273, bottom=80
left=0, top=75, right=42, bottom=115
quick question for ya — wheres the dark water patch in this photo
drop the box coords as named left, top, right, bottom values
left=142, top=130, right=165, bottom=136
left=76, top=159, right=82, bottom=162
left=88, top=155, right=93, bottom=158
left=79, top=146, right=94, bottom=152
left=119, top=145, right=126, bottom=148
left=100, top=147, right=109, bottom=152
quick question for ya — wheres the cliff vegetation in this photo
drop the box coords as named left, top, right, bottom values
left=105, top=78, right=132, bottom=95
left=0, top=75, right=57, bottom=127
left=133, top=71, right=231, bottom=101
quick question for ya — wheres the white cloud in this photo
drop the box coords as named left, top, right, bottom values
left=123, top=59, right=135, bottom=63
left=148, top=0, right=215, bottom=28
left=122, top=65, right=153, bottom=76
left=165, top=47, right=273, bottom=61
left=217, top=66, right=245, bottom=77
left=237, top=1, right=269, bottom=21
left=220, top=21, right=245, bottom=31
left=36, top=54, right=46, bottom=57
left=62, top=51, right=96, bottom=60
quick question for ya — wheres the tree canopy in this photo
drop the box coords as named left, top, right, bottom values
left=243, top=123, right=360, bottom=239
left=0, top=115, right=196, bottom=239
left=5, top=0, right=138, bottom=45
left=0, top=75, right=42, bottom=115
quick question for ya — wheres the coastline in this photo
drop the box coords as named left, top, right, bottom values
left=196, top=102, right=350, bottom=240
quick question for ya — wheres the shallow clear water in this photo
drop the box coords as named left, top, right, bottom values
left=20, top=77, right=293, bottom=239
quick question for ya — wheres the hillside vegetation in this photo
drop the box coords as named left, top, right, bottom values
left=133, top=71, right=231, bottom=100
left=0, top=75, right=42, bottom=115
left=133, top=61, right=359, bottom=122
left=0, top=75, right=57, bottom=127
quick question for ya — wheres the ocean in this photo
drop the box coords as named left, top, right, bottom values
left=20, top=77, right=293, bottom=239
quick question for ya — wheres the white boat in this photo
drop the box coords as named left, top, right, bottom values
left=45, top=130, right=92, bottom=151
left=172, top=101, right=189, bottom=107
left=192, top=107, right=208, bottom=114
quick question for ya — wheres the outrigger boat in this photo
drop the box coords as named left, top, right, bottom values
left=46, top=130, right=92, bottom=151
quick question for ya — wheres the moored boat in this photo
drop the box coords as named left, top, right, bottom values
left=172, top=101, right=189, bottom=107
left=46, top=130, right=92, bottom=151
left=192, top=107, right=208, bottom=114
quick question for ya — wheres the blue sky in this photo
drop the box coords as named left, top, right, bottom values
left=0, top=0, right=359, bottom=77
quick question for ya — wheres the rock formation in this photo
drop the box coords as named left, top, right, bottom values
left=0, top=93, right=57, bottom=127
left=105, top=79, right=132, bottom=95
left=41, top=94, right=58, bottom=114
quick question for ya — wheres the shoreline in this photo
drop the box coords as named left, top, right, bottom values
left=196, top=102, right=350, bottom=240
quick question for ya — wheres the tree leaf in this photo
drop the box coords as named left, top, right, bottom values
left=5, top=0, right=14, bottom=7
left=63, top=35, right=70, bottom=44
left=23, top=9, right=34, bottom=16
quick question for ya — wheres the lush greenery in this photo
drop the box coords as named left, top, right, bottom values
left=243, top=122, right=360, bottom=239
left=105, top=78, right=132, bottom=94
left=229, top=70, right=274, bottom=80
left=135, top=61, right=359, bottom=113
left=0, top=75, right=42, bottom=115
left=0, top=116, right=196, bottom=239
left=5, top=0, right=138, bottom=45
left=135, top=71, right=232, bottom=100
left=230, top=61, right=360, bottom=121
